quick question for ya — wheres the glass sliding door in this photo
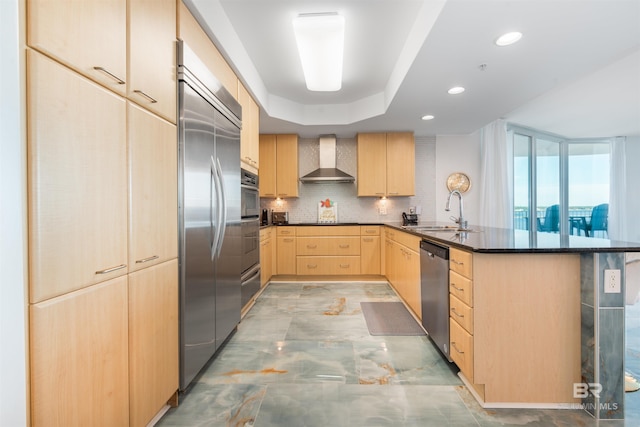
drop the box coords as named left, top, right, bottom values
left=568, top=142, right=610, bottom=237
left=511, top=124, right=611, bottom=237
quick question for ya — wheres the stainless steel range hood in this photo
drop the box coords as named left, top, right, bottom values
left=299, top=135, right=355, bottom=183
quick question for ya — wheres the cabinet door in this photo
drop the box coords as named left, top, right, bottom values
left=357, top=133, right=387, bottom=196
left=276, top=236, right=297, bottom=275
left=128, top=0, right=177, bottom=122
left=276, top=134, right=299, bottom=198
left=129, top=260, right=179, bottom=427
left=361, top=235, right=381, bottom=275
left=30, top=277, right=129, bottom=427
left=386, top=132, right=415, bottom=196
left=259, top=134, right=277, bottom=197
left=403, top=247, right=421, bottom=318
left=128, top=103, right=178, bottom=272
left=28, top=50, right=128, bottom=303
left=27, top=0, right=126, bottom=96
left=239, top=82, right=260, bottom=172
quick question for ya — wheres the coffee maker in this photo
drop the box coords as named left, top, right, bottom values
left=261, top=209, right=269, bottom=225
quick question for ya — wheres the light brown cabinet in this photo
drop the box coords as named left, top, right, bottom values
left=259, top=134, right=299, bottom=198
left=260, top=227, right=274, bottom=286
left=27, top=50, right=128, bottom=303
left=128, top=103, right=178, bottom=272
left=360, top=226, right=381, bottom=275
left=238, top=82, right=260, bottom=172
left=128, top=0, right=177, bottom=122
left=30, top=277, right=130, bottom=427
left=448, top=247, right=475, bottom=385
left=128, top=260, right=179, bottom=427
left=296, top=226, right=361, bottom=275
left=276, top=227, right=297, bottom=274
left=27, top=0, right=127, bottom=96
left=384, top=227, right=421, bottom=318
left=357, top=132, right=415, bottom=197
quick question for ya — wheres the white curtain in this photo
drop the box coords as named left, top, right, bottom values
left=479, top=119, right=513, bottom=228
left=608, top=136, right=627, bottom=240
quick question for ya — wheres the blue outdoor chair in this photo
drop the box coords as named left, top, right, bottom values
left=579, top=203, right=608, bottom=237
left=537, top=204, right=560, bottom=233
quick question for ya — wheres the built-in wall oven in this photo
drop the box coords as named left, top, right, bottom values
left=240, top=169, right=261, bottom=307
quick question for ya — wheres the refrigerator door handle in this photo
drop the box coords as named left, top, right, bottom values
left=215, top=156, right=227, bottom=257
left=210, top=156, right=219, bottom=260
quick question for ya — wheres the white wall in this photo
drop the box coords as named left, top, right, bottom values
left=0, top=0, right=29, bottom=426
left=435, top=132, right=482, bottom=225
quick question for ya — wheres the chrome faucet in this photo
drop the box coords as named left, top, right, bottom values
left=445, top=189, right=468, bottom=231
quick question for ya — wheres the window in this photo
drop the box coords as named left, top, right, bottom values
left=511, top=125, right=610, bottom=237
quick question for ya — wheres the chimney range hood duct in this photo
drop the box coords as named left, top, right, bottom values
left=300, top=135, right=355, bottom=183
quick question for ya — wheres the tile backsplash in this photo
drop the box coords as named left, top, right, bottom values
left=261, top=136, right=436, bottom=224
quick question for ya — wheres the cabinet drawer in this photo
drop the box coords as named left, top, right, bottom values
left=276, top=226, right=296, bottom=236
left=450, top=294, right=473, bottom=334
left=260, top=227, right=272, bottom=241
left=296, top=226, right=360, bottom=236
left=296, top=256, right=361, bottom=275
left=360, top=225, right=380, bottom=236
left=450, top=248, right=473, bottom=278
left=296, top=237, right=360, bottom=256
left=449, top=270, right=473, bottom=307
left=450, top=318, right=474, bottom=381
left=385, top=228, right=421, bottom=251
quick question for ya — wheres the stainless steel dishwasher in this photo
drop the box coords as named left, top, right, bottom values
left=420, top=239, right=452, bottom=361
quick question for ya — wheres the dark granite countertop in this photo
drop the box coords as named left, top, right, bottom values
left=265, top=221, right=640, bottom=253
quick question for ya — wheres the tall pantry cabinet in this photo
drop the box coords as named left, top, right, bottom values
left=26, top=0, right=178, bottom=425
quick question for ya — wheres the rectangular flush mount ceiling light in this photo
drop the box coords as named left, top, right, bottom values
left=293, top=12, right=344, bottom=91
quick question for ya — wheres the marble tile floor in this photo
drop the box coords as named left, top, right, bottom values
left=157, top=282, right=628, bottom=427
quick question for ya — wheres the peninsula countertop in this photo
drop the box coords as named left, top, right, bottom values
left=263, top=221, right=640, bottom=253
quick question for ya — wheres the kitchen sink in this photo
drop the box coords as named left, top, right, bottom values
left=402, top=225, right=479, bottom=233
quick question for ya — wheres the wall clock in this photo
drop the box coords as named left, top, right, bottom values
left=446, top=172, right=471, bottom=193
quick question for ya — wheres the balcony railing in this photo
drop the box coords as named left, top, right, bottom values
left=514, top=208, right=601, bottom=236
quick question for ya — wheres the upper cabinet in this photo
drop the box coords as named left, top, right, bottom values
left=238, top=82, right=260, bottom=173
left=357, top=132, right=415, bottom=197
left=27, top=50, right=128, bottom=303
left=27, top=0, right=127, bottom=96
left=128, top=0, right=177, bottom=122
left=128, top=103, right=178, bottom=272
left=177, top=1, right=237, bottom=99
left=27, top=0, right=177, bottom=123
left=259, top=134, right=299, bottom=198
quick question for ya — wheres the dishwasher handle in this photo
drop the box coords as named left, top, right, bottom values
left=420, top=240, right=449, bottom=260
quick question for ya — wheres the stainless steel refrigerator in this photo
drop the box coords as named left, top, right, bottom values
left=177, top=41, right=242, bottom=391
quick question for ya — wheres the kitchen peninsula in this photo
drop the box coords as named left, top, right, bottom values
left=262, top=222, right=640, bottom=420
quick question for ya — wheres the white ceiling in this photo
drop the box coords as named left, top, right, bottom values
left=186, top=0, right=640, bottom=139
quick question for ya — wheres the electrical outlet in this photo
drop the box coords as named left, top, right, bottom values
left=379, top=205, right=387, bottom=215
left=604, top=269, right=621, bottom=294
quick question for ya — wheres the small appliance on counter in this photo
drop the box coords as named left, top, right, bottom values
left=272, top=211, right=289, bottom=225
left=402, top=212, right=418, bottom=226
left=261, top=209, right=269, bottom=225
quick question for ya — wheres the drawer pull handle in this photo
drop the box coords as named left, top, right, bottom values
left=451, top=342, right=464, bottom=354
left=263, top=193, right=275, bottom=197
left=307, top=264, right=317, bottom=269
left=340, top=264, right=350, bottom=268
left=281, top=231, right=290, bottom=234
left=339, top=244, right=350, bottom=248
left=363, top=238, right=373, bottom=242
left=95, top=264, right=126, bottom=275
left=451, top=307, right=464, bottom=318
left=451, top=283, right=464, bottom=292
left=307, top=244, right=317, bottom=249
left=451, top=259, right=464, bottom=266
left=284, top=238, right=294, bottom=242
left=93, top=66, right=125, bottom=84
left=133, top=89, right=158, bottom=104
left=135, top=255, right=159, bottom=264
left=365, top=230, right=376, bottom=234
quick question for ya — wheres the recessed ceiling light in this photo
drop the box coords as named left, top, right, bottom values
left=421, top=115, right=434, bottom=121
left=448, top=86, right=465, bottom=95
left=495, top=31, right=522, bottom=46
